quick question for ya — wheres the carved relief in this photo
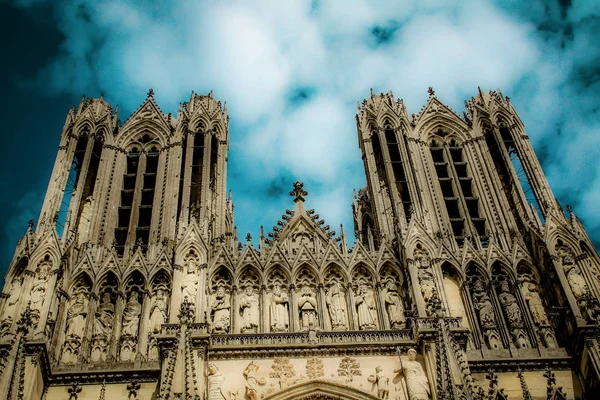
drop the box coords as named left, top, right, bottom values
left=337, top=356, right=362, bottom=383
left=207, top=363, right=227, bottom=400
left=368, top=366, right=390, bottom=399
left=306, top=357, right=325, bottom=380
left=1, top=278, right=22, bottom=325
left=244, top=361, right=267, bottom=399
left=270, top=357, right=296, bottom=389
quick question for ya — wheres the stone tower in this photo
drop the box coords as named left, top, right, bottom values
left=0, top=88, right=598, bottom=399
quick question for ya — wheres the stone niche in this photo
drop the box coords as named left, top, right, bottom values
left=208, top=354, right=428, bottom=400
left=44, top=382, right=158, bottom=399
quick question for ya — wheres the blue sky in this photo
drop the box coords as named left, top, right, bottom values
left=1, top=0, right=599, bottom=278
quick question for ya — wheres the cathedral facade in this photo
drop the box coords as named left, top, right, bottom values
left=0, top=88, right=599, bottom=399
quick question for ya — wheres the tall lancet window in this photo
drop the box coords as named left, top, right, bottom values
left=430, top=138, right=487, bottom=246
left=74, top=133, right=103, bottom=235
left=384, top=126, right=412, bottom=221
left=136, top=146, right=159, bottom=247
left=189, top=129, right=205, bottom=215
left=115, top=149, right=140, bottom=255
left=210, top=134, right=219, bottom=189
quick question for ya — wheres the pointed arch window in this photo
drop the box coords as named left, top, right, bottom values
left=115, top=148, right=140, bottom=254
left=189, top=129, right=205, bottom=213
left=384, top=127, right=413, bottom=221
left=430, top=138, right=487, bottom=246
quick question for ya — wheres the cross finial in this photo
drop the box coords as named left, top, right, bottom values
left=290, top=181, right=308, bottom=202
left=147, top=88, right=154, bottom=98
left=427, top=87, right=435, bottom=97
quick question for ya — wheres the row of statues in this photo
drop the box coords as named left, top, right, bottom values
left=209, top=281, right=406, bottom=334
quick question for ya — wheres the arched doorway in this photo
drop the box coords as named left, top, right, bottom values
left=263, top=379, right=381, bottom=400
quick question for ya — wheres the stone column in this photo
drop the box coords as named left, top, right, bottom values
left=109, top=292, right=125, bottom=361
left=346, top=283, right=357, bottom=331
left=260, top=285, right=268, bottom=333
left=170, top=264, right=183, bottom=324
left=317, top=284, right=327, bottom=330
left=376, top=282, right=390, bottom=330
left=407, top=259, right=428, bottom=316
left=198, top=263, right=208, bottom=323
left=230, top=286, right=237, bottom=334
left=289, top=285, right=298, bottom=332
left=137, top=291, right=151, bottom=360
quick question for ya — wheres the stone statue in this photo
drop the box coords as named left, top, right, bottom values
left=471, top=278, right=502, bottom=349
left=498, top=280, right=527, bottom=348
left=522, top=282, right=549, bottom=326
left=148, top=288, right=169, bottom=333
left=416, top=252, right=436, bottom=303
left=243, top=361, right=266, bottom=400
left=65, top=291, right=89, bottom=339
left=122, top=292, right=142, bottom=337
left=239, top=286, right=259, bottom=333
left=270, top=284, right=289, bottom=332
left=207, top=363, right=227, bottom=400
left=93, top=292, right=115, bottom=338
left=395, top=349, right=430, bottom=400
left=211, top=287, right=231, bottom=333
left=558, top=249, right=588, bottom=299
left=1, top=279, right=22, bottom=322
left=31, top=263, right=52, bottom=313
left=384, top=281, right=405, bottom=329
left=298, top=286, right=318, bottom=330
left=325, top=282, right=347, bottom=330
left=182, top=260, right=199, bottom=302
left=355, top=284, right=378, bottom=330
left=368, top=366, right=390, bottom=399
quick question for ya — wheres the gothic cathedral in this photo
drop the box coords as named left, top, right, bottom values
left=1, top=88, right=599, bottom=400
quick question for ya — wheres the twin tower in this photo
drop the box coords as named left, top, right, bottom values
left=0, top=88, right=599, bottom=399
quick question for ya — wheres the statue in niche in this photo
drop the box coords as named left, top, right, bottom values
left=31, top=263, right=52, bottom=314
left=148, top=288, right=169, bottom=333
left=122, top=292, right=142, bottom=337
left=497, top=279, right=528, bottom=348
left=471, top=278, right=502, bottom=349
left=210, top=286, right=231, bottom=333
left=416, top=253, right=436, bottom=304
left=559, top=247, right=588, bottom=299
left=395, top=349, right=431, bottom=400
left=325, top=282, right=347, bottom=330
left=270, top=284, right=289, bottom=332
left=244, top=361, right=267, bottom=400
left=239, top=286, right=259, bottom=333
left=182, top=260, right=199, bottom=302
left=65, top=290, right=89, bottom=339
left=522, top=281, right=550, bottom=326
left=355, top=284, right=378, bottom=330
left=93, top=292, right=115, bottom=338
left=207, top=363, right=227, bottom=400
left=298, top=286, right=318, bottom=330
left=384, top=281, right=405, bottom=329
left=368, top=366, right=390, bottom=399
left=1, top=278, right=22, bottom=323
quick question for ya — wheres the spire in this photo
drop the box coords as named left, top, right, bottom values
left=290, top=181, right=308, bottom=214
left=340, top=224, right=348, bottom=255
left=259, top=225, right=265, bottom=250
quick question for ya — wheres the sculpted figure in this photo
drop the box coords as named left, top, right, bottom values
left=368, top=366, right=390, bottom=399
left=298, top=286, right=318, bottom=330
left=207, top=363, right=226, bottom=400
left=122, top=292, right=142, bottom=337
left=559, top=249, right=588, bottom=299
left=31, top=263, right=51, bottom=313
left=355, top=284, right=378, bottom=330
left=239, top=286, right=259, bottom=333
left=1, top=279, right=22, bottom=322
left=243, top=361, right=266, bottom=400
left=498, top=280, right=527, bottom=348
left=384, top=281, right=405, bottom=329
left=182, top=260, right=199, bottom=302
left=471, top=278, right=502, bottom=349
left=270, top=284, right=289, bottom=332
left=211, top=287, right=231, bottom=333
left=93, top=292, right=115, bottom=338
left=325, top=282, right=347, bottom=330
left=522, top=282, right=549, bottom=326
left=65, top=291, right=89, bottom=338
left=395, top=349, right=431, bottom=400
left=417, top=252, right=436, bottom=303
left=148, top=288, right=169, bottom=333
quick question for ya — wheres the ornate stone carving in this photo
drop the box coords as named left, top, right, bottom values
left=120, top=291, right=142, bottom=361
left=211, top=286, right=231, bottom=333
left=496, top=279, right=528, bottom=349
left=0, top=278, right=22, bottom=324
left=239, top=286, right=259, bottom=333
left=368, top=366, right=390, bottom=399
left=470, top=277, right=502, bottom=349
left=384, top=281, right=405, bottom=329
left=337, top=356, right=362, bottom=383
left=244, top=361, right=267, bottom=399
left=298, top=286, right=318, bottom=330
left=182, top=259, right=199, bottom=302
left=91, top=292, right=114, bottom=362
left=355, top=284, right=378, bottom=330
left=520, top=280, right=558, bottom=349
left=325, top=282, right=348, bottom=330
left=270, top=284, right=289, bottom=333
left=207, top=363, right=227, bottom=400
left=149, top=288, right=169, bottom=334
left=558, top=246, right=588, bottom=299
left=306, top=357, right=325, bottom=380
left=270, top=357, right=296, bottom=389
left=396, top=349, right=431, bottom=400
left=415, top=248, right=436, bottom=310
